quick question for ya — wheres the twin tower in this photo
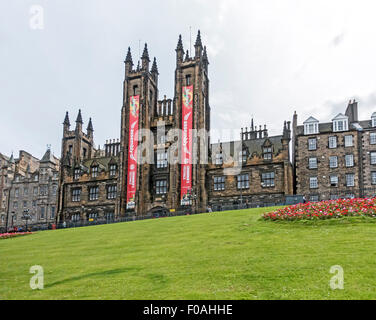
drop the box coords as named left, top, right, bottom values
left=120, top=30, right=210, bottom=215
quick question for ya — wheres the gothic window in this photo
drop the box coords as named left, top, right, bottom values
left=83, top=148, right=87, bottom=158
left=52, top=185, right=57, bottom=196
left=133, top=85, right=138, bottom=96
left=213, top=176, right=225, bottom=191
left=345, top=154, right=354, bottom=167
left=328, top=136, right=337, bottom=148
left=91, top=166, right=99, bottom=178
left=89, top=186, right=99, bottom=201
left=109, top=164, right=117, bottom=176
left=107, top=185, right=117, bottom=199
left=71, top=213, right=80, bottom=222
left=308, top=138, right=317, bottom=150
left=261, top=172, right=275, bottom=187
left=72, top=188, right=81, bottom=202
left=156, top=151, right=168, bottom=169
left=14, top=188, right=19, bottom=197
left=24, top=187, right=28, bottom=196
left=40, top=207, right=45, bottom=219
left=69, top=145, right=73, bottom=154
left=346, top=174, right=355, bottom=187
left=263, top=147, right=272, bottom=160
left=237, top=174, right=249, bottom=189
left=156, top=180, right=167, bottom=194
left=186, top=74, right=191, bottom=86
left=23, top=201, right=27, bottom=208
left=33, top=187, right=38, bottom=195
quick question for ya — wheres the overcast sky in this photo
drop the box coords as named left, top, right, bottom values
left=1, top=0, right=376, bottom=160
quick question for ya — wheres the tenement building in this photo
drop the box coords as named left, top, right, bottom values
left=293, top=99, right=376, bottom=201
left=207, top=120, right=293, bottom=210
left=4, top=148, right=59, bottom=229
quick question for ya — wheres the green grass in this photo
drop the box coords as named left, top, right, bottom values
left=1, top=207, right=376, bottom=300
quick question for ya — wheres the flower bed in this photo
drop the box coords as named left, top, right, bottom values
left=262, top=198, right=376, bottom=221
left=0, top=232, right=33, bottom=239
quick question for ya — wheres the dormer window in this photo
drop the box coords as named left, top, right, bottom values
left=371, top=112, right=376, bottom=127
left=332, top=113, right=349, bottom=132
left=303, top=117, right=319, bottom=135
left=74, top=168, right=81, bottom=180
left=263, top=147, right=272, bottom=160
left=91, top=166, right=98, bottom=178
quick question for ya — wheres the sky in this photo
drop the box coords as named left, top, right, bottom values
left=1, top=0, right=376, bottom=160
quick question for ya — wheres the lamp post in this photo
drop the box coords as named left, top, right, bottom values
left=22, top=209, right=31, bottom=232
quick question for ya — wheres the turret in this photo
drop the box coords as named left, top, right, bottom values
left=194, top=30, right=203, bottom=58
left=176, top=34, right=184, bottom=65
left=75, top=109, right=83, bottom=132
left=87, top=117, right=94, bottom=139
left=63, top=111, right=70, bottom=134
left=141, top=43, right=150, bottom=71
left=124, top=47, right=133, bottom=75
left=151, top=57, right=159, bottom=83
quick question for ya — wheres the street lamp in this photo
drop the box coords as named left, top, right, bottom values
left=22, top=209, right=31, bottom=232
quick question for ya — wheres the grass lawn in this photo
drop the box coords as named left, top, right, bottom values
left=1, top=207, right=376, bottom=300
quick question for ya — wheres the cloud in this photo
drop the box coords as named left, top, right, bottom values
left=331, top=31, right=345, bottom=47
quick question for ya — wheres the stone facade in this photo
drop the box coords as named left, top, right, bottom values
left=207, top=121, right=293, bottom=210
left=0, top=153, right=15, bottom=227
left=5, top=149, right=59, bottom=229
left=57, top=110, right=120, bottom=222
left=293, top=100, right=376, bottom=201
left=119, top=31, right=210, bottom=216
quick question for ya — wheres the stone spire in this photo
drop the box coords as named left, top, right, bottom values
left=125, top=47, right=133, bottom=65
left=151, top=57, right=159, bottom=75
left=141, top=43, right=150, bottom=61
left=176, top=34, right=184, bottom=64
left=176, top=34, right=184, bottom=51
left=87, top=117, right=93, bottom=132
left=202, top=46, right=209, bottom=65
left=76, top=109, right=83, bottom=124
left=194, top=30, right=203, bottom=58
left=63, top=111, right=70, bottom=127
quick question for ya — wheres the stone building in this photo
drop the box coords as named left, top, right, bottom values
left=0, top=153, right=15, bottom=228
left=207, top=120, right=293, bottom=210
left=57, top=31, right=295, bottom=221
left=119, top=31, right=210, bottom=216
left=57, top=110, right=120, bottom=222
left=292, top=99, right=376, bottom=201
left=4, top=148, right=59, bottom=229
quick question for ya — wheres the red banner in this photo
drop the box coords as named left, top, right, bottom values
left=126, top=95, right=140, bottom=209
left=181, top=85, right=193, bottom=205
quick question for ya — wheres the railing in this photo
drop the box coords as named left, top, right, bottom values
left=0, top=195, right=307, bottom=234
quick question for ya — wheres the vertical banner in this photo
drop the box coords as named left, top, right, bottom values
left=181, top=85, right=193, bottom=205
left=126, top=95, right=140, bottom=209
